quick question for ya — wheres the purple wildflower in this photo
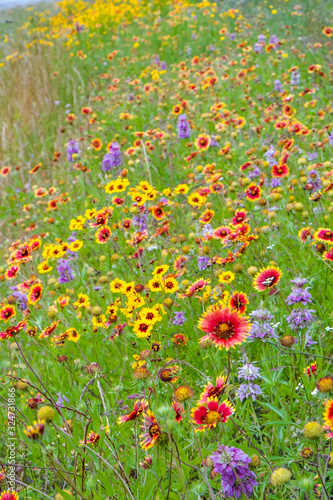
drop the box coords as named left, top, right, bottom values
left=177, top=114, right=190, bottom=139
left=248, top=167, right=261, bottom=179
left=11, top=289, right=28, bottom=310
left=160, top=61, right=167, bottom=70
left=270, top=178, right=281, bottom=188
left=172, top=311, right=187, bottom=326
left=66, top=140, right=80, bottom=162
left=133, top=213, right=148, bottom=232
left=254, top=43, right=264, bottom=54
left=57, top=259, right=74, bottom=283
left=210, top=135, right=219, bottom=147
left=264, top=144, right=276, bottom=167
left=238, top=363, right=261, bottom=381
left=258, top=34, right=265, bottom=43
left=286, top=308, right=316, bottom=330
left=230, top=33, right=235, bottom=40
left=198, top=256, right=210, bottom=271
left=286, top=287, right=313, bottom=305
left=56, top=392, right=70, bottom=408
left=237, top=383, right=262, bottom=402
left=102, top=142, right=122, bottom=172
left=202, top=224, right=214, bottom=238
left=211, top=445, right=257, bottom=498
left=274, top=79, right=283, bottom=92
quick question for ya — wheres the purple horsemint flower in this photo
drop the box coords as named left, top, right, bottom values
left=198, top=256, right=210, bottom=271
left=177, top=114, right=190, bottom=139
left=230, top=33, right=235, bottom=40
left=274, top=79, right=283, bottom=92
left=160, top=61, right=167, bottom=70
left=269, top=35, right=279, bottom=46
left=210, top=135, right=219, bottom=147
left=254, top=43, right=264, bottom=54
left=202, top=223, right=214, bottom=238
left=57, top=259, right=74, bottom=284
left=66, top=140, right=80, bottom=162
left=270, top=178, right=281, bottom=188
left=237, top=383, right=262, bottom=402
left=172, top=311, right=187, bottom=326
left=11, top=289, right=28, bottom=310
left=307, top=170, right=321, bottom=191
left=258, top=34, right=265, bottom=43
left=248, top=167, right=261, bottom=179
left=211, top=445, right=257, bottom=498
left=286, top=308, right=316, bottom=330
left=248, top=308, right=277, bottom=341
left=133, top=213, right=148, bottom=232
left=68, top=232, right=77, bottom=243
left=286, top=287, right=313, bottom=306
left=290, top=277, right=308, bottom=288
left=264, top=144, right=276, bottom=166
left=238, top=363, right=261, bottom=381
left=102, top=142, right=122, bottom=172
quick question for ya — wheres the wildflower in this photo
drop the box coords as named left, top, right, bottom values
left=0, top=492, right=19, bottom=500
left=198, top=256, right=210, bottom=270
left=211, top=444, right=257, bottom=498
left=303, top=422, right=323, bottom=439
left=198, top=377, right=226, bottom=404
left=86, top=431, right=100, bottom=446
left=191, top=397, right=234, bottom=432
left=323, top=400, right=333, bottom=439
left=172, top=311, right=186, bottom=325
left=198, top=305, right=251, bottom=350
left=179, top=278, right=210, bottom=298
left=118, top=400, right=148, bottom=424
left=172, top=401, right=184, bottom=422
left=37, top=406, right=55, bottom=422
left=56, top=392, right=69, bottom=407
left=102, top=142, right=122, bottom=171
left=253, top=266, right=282, bottom=291
left=230, top=292, right=248, bottom=315
left=173, top=385, right=194, bottom=402
left=177, top=114, right=190, bottom=139
left=27, top=283, right=43, bottom=305
left=286, top=308, right=316, bottom=330
left=133, top=366, right=151, bottom=380
left=0, top=305, right=16, bottom=322
left=316, top=376, right=333, bottom=393
left=271, top=468, right=292, bottom=486
left=57, top=259, right=74, bottom=283
left=237, top=383, right=262, bottom=402
left=66, top=140, right=80, bottom=162
left=195, top=134, right=211, bottom=151
left=238, top=363, right=261, bottom=381
left=218, top=271, right=235, bottom=284
left=140, top=456, right=153, bottom=469
left=140, top=410, right=161, bottom=450
left=24, top=420, right=45, bottom=440
left=300, top=446, right=314, bottom=459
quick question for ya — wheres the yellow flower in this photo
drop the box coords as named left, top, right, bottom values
left=37, top=261, right=53, bottom=273
left=69, top=240, right=84, bottom=252
left=218, top=271, right=235, bottom=284
left=303, top=422, right=323, bottom=439
left=271, top=468, right=292, bottom=486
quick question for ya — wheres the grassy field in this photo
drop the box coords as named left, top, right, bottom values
left=0, top=0, right=333, bottom=499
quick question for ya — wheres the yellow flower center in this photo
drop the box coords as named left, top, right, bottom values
left=204, top=410, right=221, bottom=425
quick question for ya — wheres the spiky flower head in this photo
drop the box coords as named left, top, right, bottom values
left=271, top=468, right=292, bottom=486
left=37, top=406, right=55, bottom=422
left=173, top=385, right=194, bottom=402
left=303, top=421, right=323, bottom=439
left=317, top=376, right=333, bottom=393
